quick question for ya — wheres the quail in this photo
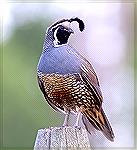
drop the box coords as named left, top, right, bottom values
left=37, top=17, right=114, bottom=141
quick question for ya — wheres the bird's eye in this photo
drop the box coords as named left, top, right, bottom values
left=59, top=26, right=68, bottom=32
left=63, top=28, right=68, bottom=32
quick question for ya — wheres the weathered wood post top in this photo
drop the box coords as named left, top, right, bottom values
left=34, top=126, right=92, bottom=150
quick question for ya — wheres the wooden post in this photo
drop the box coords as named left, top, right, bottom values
left=34, top=126, right=92, bottom=150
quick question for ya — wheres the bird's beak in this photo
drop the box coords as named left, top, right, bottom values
left=68, top=28, right=74, bottom=34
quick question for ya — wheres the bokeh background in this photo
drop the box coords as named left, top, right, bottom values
left=1, top=1, right=136, bottom=149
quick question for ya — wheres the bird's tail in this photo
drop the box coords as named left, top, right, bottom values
left=82, top=107, right=114, bottom=142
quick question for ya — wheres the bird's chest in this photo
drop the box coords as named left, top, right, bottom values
left=40, top=73, right=90, bottom=111
left=37, top=47, right=81, bottom=74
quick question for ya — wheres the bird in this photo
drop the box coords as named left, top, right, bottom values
left=37, top=17, right=114, bottom=142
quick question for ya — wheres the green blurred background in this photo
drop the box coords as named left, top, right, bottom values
left=1, top=1, right=136, bottom=150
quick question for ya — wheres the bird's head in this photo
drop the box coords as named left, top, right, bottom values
left=46, top=17, right=85, bottom=47
left=52, top=22, right=74, bottom=46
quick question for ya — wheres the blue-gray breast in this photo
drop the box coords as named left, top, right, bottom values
left=37, top=17, right=114, bottom=142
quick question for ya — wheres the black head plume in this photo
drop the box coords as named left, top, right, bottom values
left=69, top=17, right=85, bottom=32
left=45, top=17, right=85, bottom=47
left=49, top=17, right=85, bottom=32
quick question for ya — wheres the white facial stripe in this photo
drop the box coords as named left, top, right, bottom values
left=53, top=27, right=59, bottom=45
left=51, top=21, right=70, bottom=30
left=62, top=21, right=70, bottom=28
left=53, top=21, right=71, bottom=47
left=53, top=27, right=69, bottom=47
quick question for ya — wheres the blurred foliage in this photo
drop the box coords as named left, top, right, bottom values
left=135, top=3, right=137, bottom=146
left=2, top=19, right=63, bottom=148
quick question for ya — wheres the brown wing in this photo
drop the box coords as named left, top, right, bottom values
left=68, top=45, right=103, bottom=107
left=77, top=55, right=114, bottom=141
left=80, top=58, right=103, bottom=107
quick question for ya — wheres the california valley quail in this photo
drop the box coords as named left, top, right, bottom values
left=37, top=17, right=114, bottom=141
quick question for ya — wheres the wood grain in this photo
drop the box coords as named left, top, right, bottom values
left=34, top=126, right=92, bottom=150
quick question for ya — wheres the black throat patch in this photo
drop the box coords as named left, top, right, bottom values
left=54, top=26, right=71, bottom=45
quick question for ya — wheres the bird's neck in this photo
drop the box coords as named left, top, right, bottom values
left=42, top=30, right=54, bottom=53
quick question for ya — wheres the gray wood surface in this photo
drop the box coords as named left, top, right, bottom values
left=34, top=126, right=92, bottom=150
